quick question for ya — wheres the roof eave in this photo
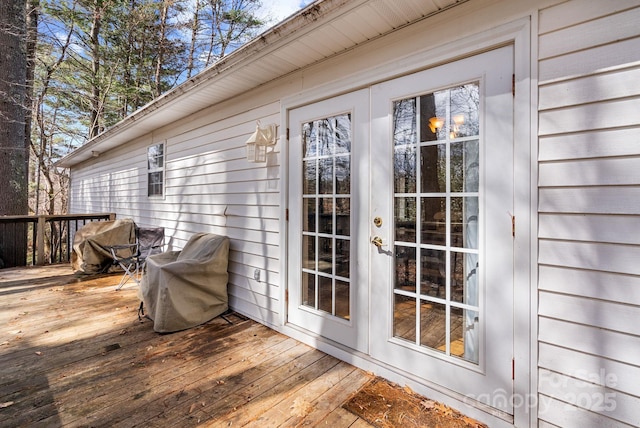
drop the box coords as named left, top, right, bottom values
left=57, top=0, right=359, bottom=168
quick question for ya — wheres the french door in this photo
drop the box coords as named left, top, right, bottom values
left=288, top=46, right=515, bottom=414
left=370, top=46, right=515, bottom=414
left=287, top=89, right=370, bottom=353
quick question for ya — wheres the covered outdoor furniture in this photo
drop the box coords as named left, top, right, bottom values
left=109, top=226, right=165, bottom=290
left=71, top=219, right=136, bottom=274
left=138, top=233, right=230, bottom=333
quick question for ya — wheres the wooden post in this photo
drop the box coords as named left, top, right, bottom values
left=36, top=215, right=46, bottom=265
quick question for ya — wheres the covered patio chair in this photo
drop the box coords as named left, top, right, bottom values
left=109, top=226, right=165, bottom=290
left=138, top=233, right=229, bottom=333
left=71, top=219, right=136, bottom=275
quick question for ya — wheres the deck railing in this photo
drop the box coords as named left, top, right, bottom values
left=0, top=213, right=115, bottom=268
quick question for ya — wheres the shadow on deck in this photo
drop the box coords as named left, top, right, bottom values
left=0, top=265, right=374, bottom=427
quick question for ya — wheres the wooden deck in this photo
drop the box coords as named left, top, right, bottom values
left=0, top=265, right=374, bottom=427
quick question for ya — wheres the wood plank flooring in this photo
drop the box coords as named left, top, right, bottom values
left=0, top=265, right=373, bottom=427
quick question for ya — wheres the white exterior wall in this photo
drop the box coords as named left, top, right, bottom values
left=537, top=1, right=640, bottom=427
left=69, top=95, right=285, bottom=326
left=66, top=0, right=640, bottom=426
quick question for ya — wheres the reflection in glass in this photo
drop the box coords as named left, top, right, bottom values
left=450, top=84, right=479, bottom=139
left=309, top=114, right=351, bottom=156
left=421, top=197, right=446, bottom=246
left=451, top=307, right=479, bottom=364
left=450, top=140, right=479, bottom=193
left=318, top=237, right=332, bottom=274
left=335, top=155, right=350, bottom=194
left=147, top=144, right=164, bottom=169
left=421, top=144, right=446, bottom=193
left=318, top=275, right=332, bottom=314
left=300, top=114, right=352, bottom=320
left=451, top=197, right=478, bottom=249
left=391, top=82, right=481, bottom=364
left=450, top=306, right=465, bottom=358
left=335, top=198, right=350, bottom=236
left=420, top=91, right=448, bottom=142
left=303, top=160, right=316, bottom=194
left=450, top=251, right=479, bottom=304
left=395, top=197, right=416, bottom=242
left=304, top=198, right=316, bottom=232
left=335, top=239, right=350, bottom=278
left=318, top=198, right=333, bottom=234
left=420, top=301, right=446, bottom=352
left=333, top=115, right=351, bottom=154
left=395, top=246, right=416, bottom=293
left=303, top=122, right=317, bottom=157
left=421, top=248, right=445, bottom=298
left=393, top=99, right=416, bottom=146
left=302, top=272, right=315, bottom=307
left=336, top=280, right=350, bottom=319
left=319, top=158, right=333, bottom=194
left=394, top=294, right=416, bottom=342
left=394, top=146, right=417, bottom=193
left=302, top=235, right=315, bottom=270
left=148, top=172, right=163, bottom=196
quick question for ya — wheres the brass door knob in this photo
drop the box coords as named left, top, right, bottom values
left=371, top=236, right=384, bottom=247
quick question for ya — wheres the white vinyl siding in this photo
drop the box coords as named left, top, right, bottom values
left=537, top=1, right=640, bottom=426
left=69, top=101, right=283, bottom=327
left=63, top=0, right=640, bottom=425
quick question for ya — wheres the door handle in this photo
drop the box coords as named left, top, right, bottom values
left=371, top=236, right=384, bottom=248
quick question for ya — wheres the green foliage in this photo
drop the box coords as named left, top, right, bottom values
left=30, top=0, right=265, bottom=215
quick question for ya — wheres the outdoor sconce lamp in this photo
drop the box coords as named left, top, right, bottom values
left=246, top=122, right=277, bottom=163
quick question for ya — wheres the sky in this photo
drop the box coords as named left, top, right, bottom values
left=257, top=0, right=317, bottom=28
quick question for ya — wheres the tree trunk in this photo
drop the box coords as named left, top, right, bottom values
left=89, top=0, right=102, bottom=139
left=154, top=0, right=170, bottom=98
left=25, top=0, right=38, bottom=165
left=186, top=2, right=200, bottom=80
left=0, top=0, right=29, bottom=267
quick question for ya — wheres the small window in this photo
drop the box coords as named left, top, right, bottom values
left=147, top=143, right=164, bottom=197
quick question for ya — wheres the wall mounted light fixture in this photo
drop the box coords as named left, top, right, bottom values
left=246, top=122, right=277, bottom=163
left=428, top=114, right=465, bottom=138
left=428, top=117, right=444, bottom=134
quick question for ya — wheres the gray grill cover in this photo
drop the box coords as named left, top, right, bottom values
left=138, top=233, right=230, bottom=333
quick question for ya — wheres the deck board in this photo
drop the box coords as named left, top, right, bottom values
left=0, top=265, right=374, bottom=427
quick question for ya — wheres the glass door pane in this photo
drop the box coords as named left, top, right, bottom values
left=392, top=83, right=480, bottom=364
left=301, top=114, right=352, bottom=320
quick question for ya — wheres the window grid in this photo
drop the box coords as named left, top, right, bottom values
left=392, top=83, right=481, bottom=364
left=301, top=115, right=352, bottom=320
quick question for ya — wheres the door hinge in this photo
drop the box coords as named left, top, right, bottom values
left=512, top=74, right=515, bottom=97
left=285, top=289, right=289, bottom=304
left=512, top=358, right=515, bottom=380
left=286, top=127, right=290, bottom=140
left=512, top=215, right=515, bottom=237
left=286, top=208, right=289, bottom=221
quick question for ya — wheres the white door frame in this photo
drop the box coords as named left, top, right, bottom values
left=279, top=18, right=534, bottom=427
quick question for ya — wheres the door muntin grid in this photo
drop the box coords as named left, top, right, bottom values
left=301, top=113, right=352, bottom=321
left=393, top=83, right=481, bottom=364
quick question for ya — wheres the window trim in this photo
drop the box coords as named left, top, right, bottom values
left=147, top=142, right=165, bottom=198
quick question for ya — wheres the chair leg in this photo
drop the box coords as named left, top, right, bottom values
left=115, top=262, right=139, bottom=290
